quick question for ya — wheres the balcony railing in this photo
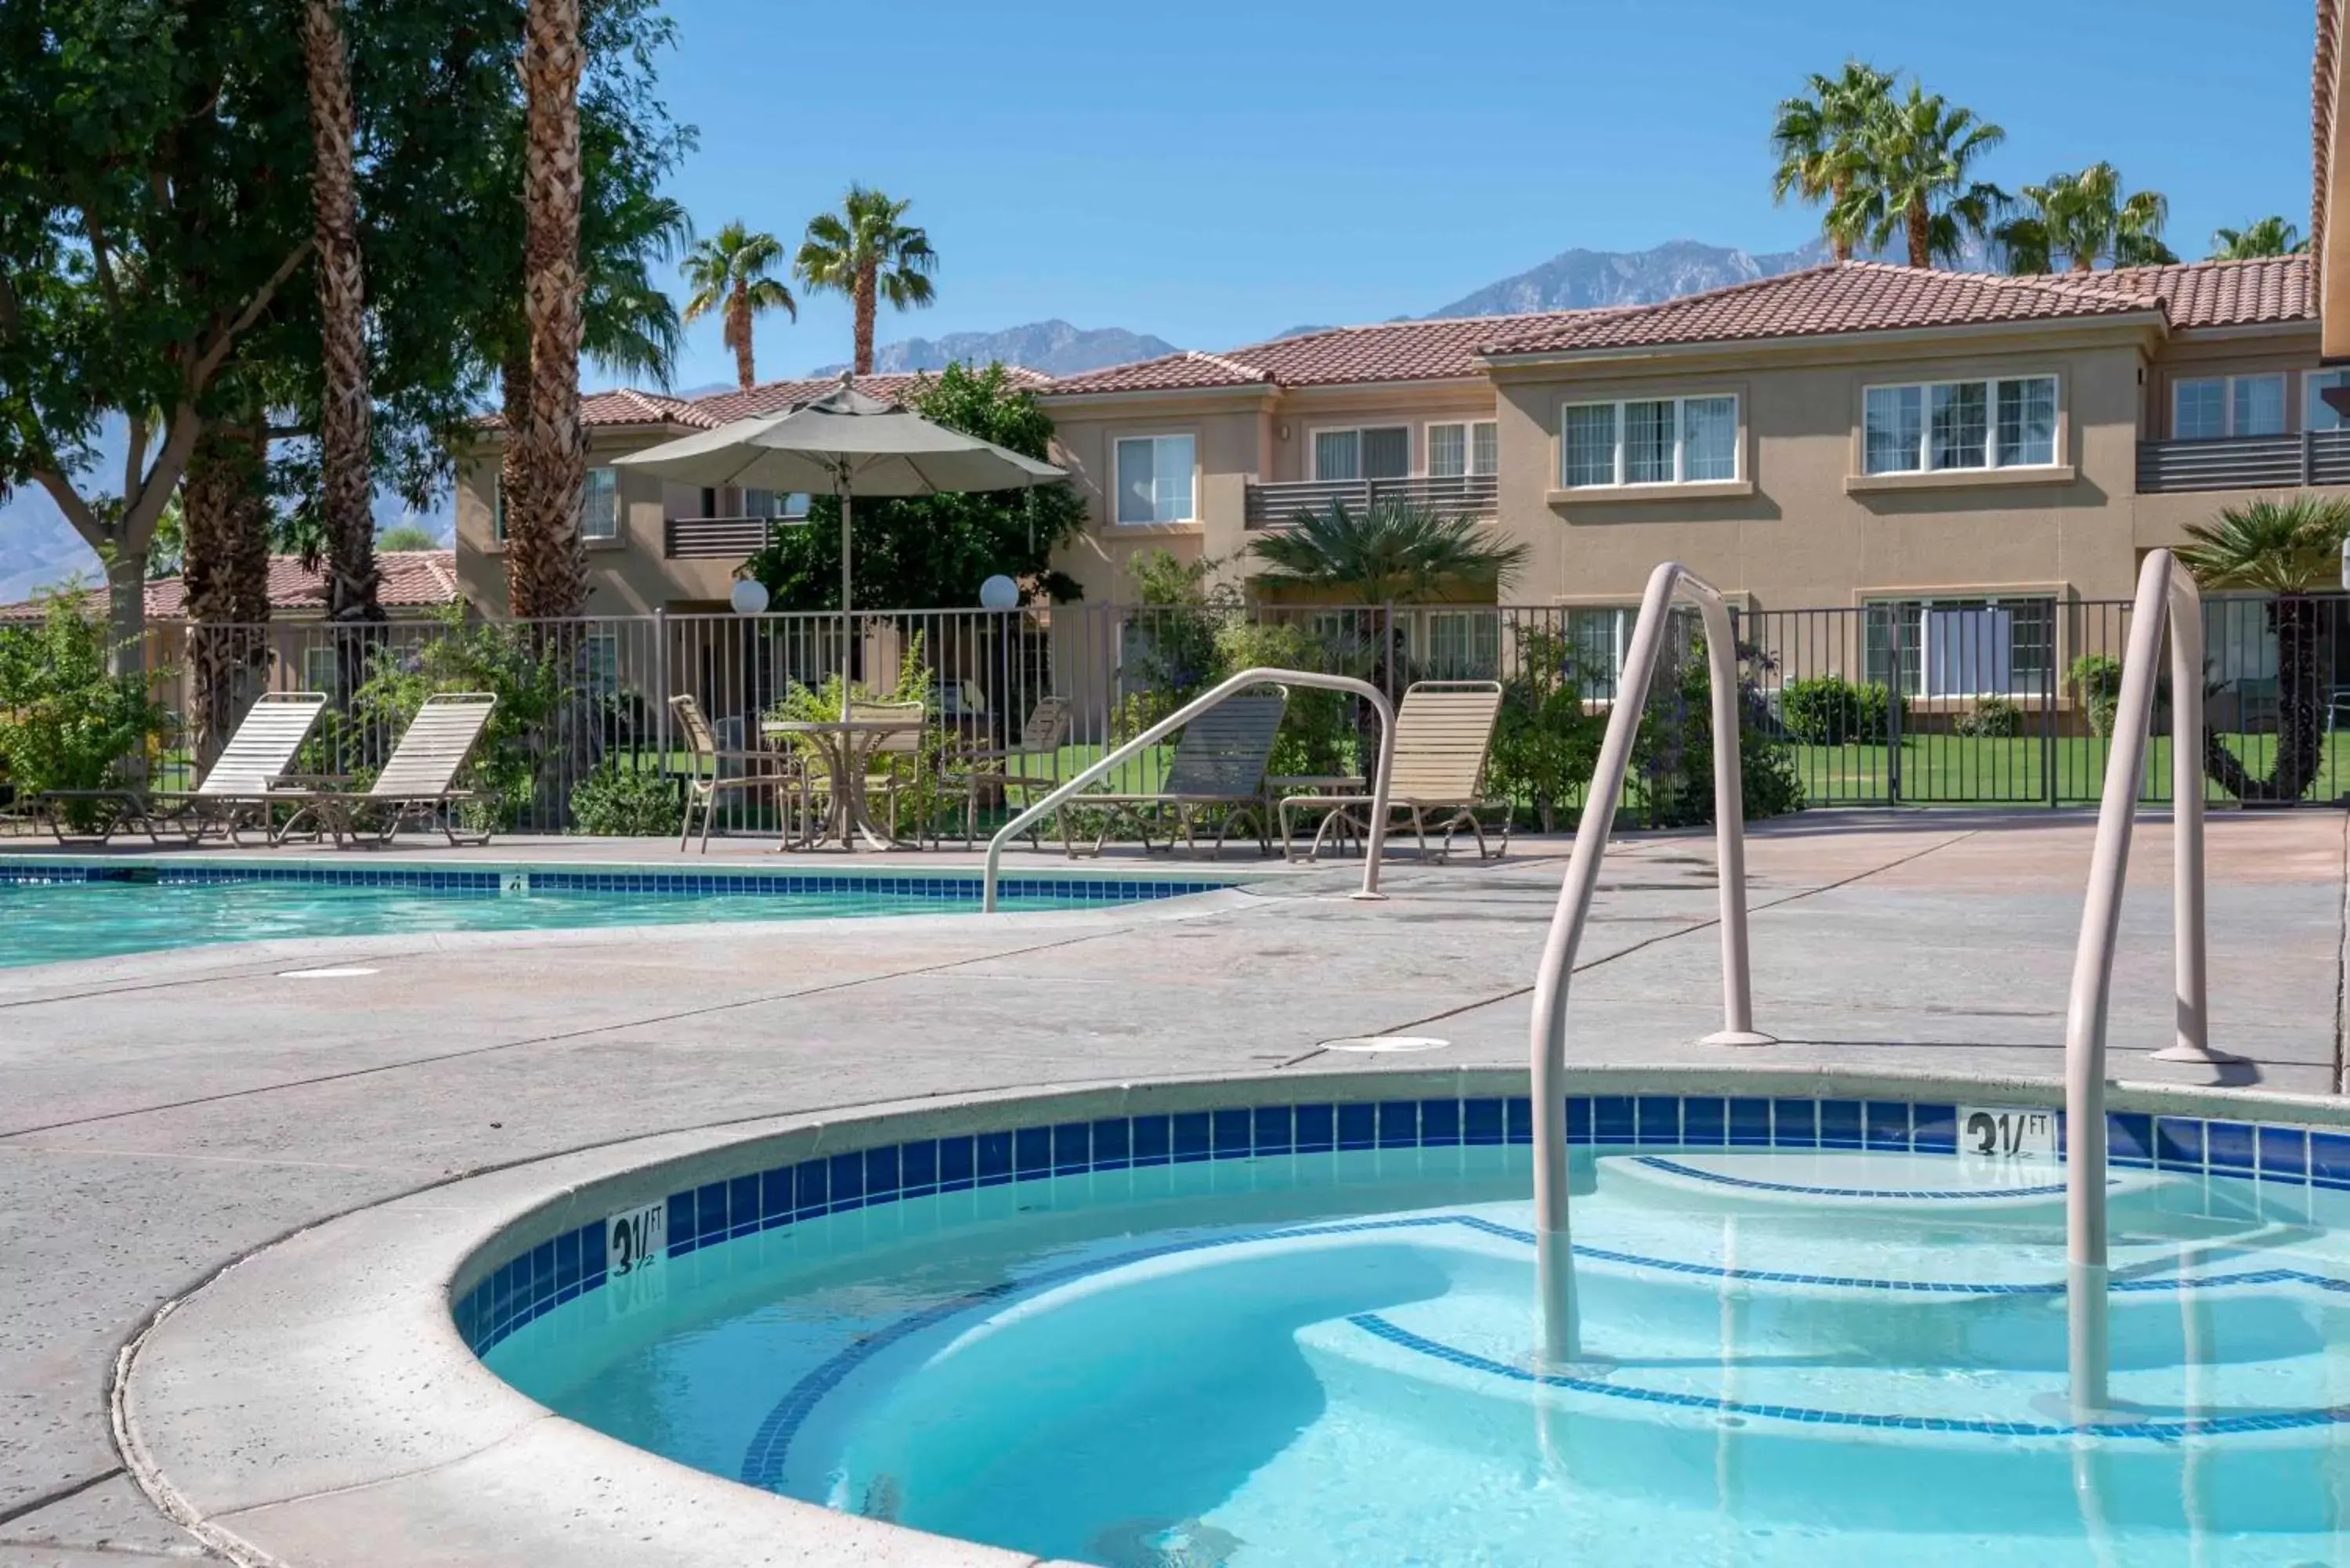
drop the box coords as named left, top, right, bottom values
left=1244, top=472, right=1499, bottom=529
left=664, top=515, right=779, bottom=559
left=2135, top=429, right=2350, bottom=493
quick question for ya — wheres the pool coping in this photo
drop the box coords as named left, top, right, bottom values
left=111, top=1061, right=2350, bottom=1568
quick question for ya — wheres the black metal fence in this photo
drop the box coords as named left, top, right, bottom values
left=84, top=591, right=2350, bottom=836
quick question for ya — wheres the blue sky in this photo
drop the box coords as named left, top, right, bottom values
left=645, top=0, right=2317, bottom=392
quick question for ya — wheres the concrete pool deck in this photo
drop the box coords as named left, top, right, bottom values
left=0, top=809, right=2345, bottom=1563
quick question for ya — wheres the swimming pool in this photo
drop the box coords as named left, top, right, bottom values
left=476, top=1089, right=2350, bottom=1567
left=0, top=859, right=1231, bottom=967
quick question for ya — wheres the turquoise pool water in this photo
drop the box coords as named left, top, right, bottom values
left=487, top=1141, right=2350, bottom=1566
left=0, top=862, right=1221, bottom=967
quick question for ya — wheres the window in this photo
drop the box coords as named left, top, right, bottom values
left=2173, top=374, right=2286, bottom=439
left=1558, top=395, right=1739, bottom=487
left=580, top=467, right=619, bottom=540
left=1423, top=611, right=1501, bottom=678
left=1114, top=435, right=1196, bottom=524
left=1314, top=425, right=1410, bottom=480
left=1426, top=421, right=1499, bottom=479
left=2308, top=370, right=2350, bottom=432
left=1865, top=376, right=2059, bottom=473
left=1864, top=597, right=2054, bottom=697
left=743, top=488, right=812, bottom=521
left=583, top=632, right=620, bottom=697
left=1566, top=608, right=1632, bottom=699
left=302, top=646, right=339, bottom=697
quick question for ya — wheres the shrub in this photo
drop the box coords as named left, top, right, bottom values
left=0, top=587, right=173, bottom=826
left=1487, top=627, right=1604, bottom=832
left=1634, top=632, right=1806, bottom=828
left=569, top=760, right=684, bottom=836
left=2070, top=654, right=2123, bottom=738
left=1954, top=695, right=2023, bottom=738
left=1779, top=674, right=1900, bottom=745
left=1212, top=617, right=1358, bottom=778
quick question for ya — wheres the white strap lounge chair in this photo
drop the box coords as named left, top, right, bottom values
left=1278, top=679, right=1510, bottom=862
left=1061, top=689, right=1289, bottom=858
left=269, top=692, right=497, bottom=847
left=39, top=691, right=330, bottom=845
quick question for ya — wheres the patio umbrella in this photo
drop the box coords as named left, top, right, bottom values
left=613, top=373, right=1065, bottom=663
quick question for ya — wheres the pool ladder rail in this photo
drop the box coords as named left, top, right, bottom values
left=1524, top=553, right=2227, bottom=1422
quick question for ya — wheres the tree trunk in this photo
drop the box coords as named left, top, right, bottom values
left=729, top=281, right=754, bottom=389
left=302, top=0, right=379, bottom=638
left=853, top=262, right=877, bottom=376
left=1828, top=172, right=1851, bottom=263
left=2203, top=595, right=2326, bottom=802
left=510, top=0, right=588, bottom=623
left=1906, top=202, right=1931, bottom=268
left=499, top=334, right=530, bottom=617
left=182, top=421, right=273, bottom=768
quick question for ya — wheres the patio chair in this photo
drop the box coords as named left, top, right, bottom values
left=671, top=695, right=807, bottom=852
left=846, top=698, right=927, bottom=841
left=266, top=692, right=497, bottom=847
left=942, top=695, right=1072, bottom=847
left=1059, top=689, right=1289, bottom=858
left=1278, top=680, right=1510, bottom=862
left=38, top=692, right=329, bottom=845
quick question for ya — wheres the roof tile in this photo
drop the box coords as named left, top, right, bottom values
left=2, top=551, right=461, bottom=623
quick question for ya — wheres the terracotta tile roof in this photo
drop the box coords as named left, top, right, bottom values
left=1, top=551, right=460, bottom=623
left=1042, top=313, right=1587, bottom=397
left=1479, top=262, right=2175, bottom=357
left=2086, top=255, right=2314, bottom=330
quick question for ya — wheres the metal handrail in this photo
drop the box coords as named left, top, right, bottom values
left=2063, top=547, right=2232, bottom=1418
left=1531, top=562, right=1770, bottom=1367
left=980, top=667, right=1398, bottom=912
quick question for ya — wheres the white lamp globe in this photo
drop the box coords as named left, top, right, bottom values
left=978, top=574, right=1020, bottom=611
left=729, top=578, right=771, bottom=616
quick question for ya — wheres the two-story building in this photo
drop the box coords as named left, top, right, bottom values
left=457, top=255, right=2342, bottom=723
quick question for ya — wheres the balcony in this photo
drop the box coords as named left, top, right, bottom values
left=664, top=515, right=782, bottom=559
left=1244, top=473, right=1499, bottom=529
left=2135, top=430, right=2350, bottom=493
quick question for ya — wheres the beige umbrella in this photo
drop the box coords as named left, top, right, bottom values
left=613, top=372, right=1065, bottom=655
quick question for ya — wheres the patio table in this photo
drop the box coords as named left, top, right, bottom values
left=1268, top=774, right=1370, bottom=858
left=760, top=718, right=916, bottom=851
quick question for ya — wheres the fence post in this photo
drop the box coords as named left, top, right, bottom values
left=1885, top=609, right=1904, bottom=805
left=2305, top=428, right=2316, bottom=487
left=2044, top=618, right=2059, bottom=807
left=652, top=608, right=669, bottom=775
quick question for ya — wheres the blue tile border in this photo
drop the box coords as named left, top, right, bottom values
left=0, top=858, right=1231, bottom=908
left=452, top=1093, right=2350, bottom=1360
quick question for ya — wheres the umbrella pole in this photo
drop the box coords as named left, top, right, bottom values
left=838, top=486, right=852, bottom=694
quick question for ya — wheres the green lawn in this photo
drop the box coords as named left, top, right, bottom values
left=1787, top=732, right=2350, bottom=806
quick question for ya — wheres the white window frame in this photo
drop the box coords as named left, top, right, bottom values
left=1310, top=423, right=1413, bottom=481
left=2169, top=373, right=2287, bottom=441
left=743, top=487, right=812, bottom=521
left=580, top=466, right=620, bottom=541
left=1557, top=394, right=1741, bottom=489
left=1425, top=420, right=1499, bottom=479
left=1112, top=433, right=1198, bottom=526
left=1863, top=594, right=2056, bottom=699
left=2309, top=370, right=2350, bottom=433
left=302, top=645, right=340, bottom=696
left=1863, top=375, right=2061, bottom=475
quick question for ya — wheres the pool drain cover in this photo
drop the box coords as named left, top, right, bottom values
left=1319, top=1035, right=1451, bottom=1053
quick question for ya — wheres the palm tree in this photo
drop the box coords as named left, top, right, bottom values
left=1769, top=62, right=1896, bottom=262
left=1249, top=500, right=1531, bottom=604
left=179, top=414, right=273, bottom=767
left=2210, top=216, right=2308, bottom=259
left=1831, top=85, right=2007, bottom=269
left=300, top=0, right=378, bottom=631
left=1994, top=163, right=2175, bottom=273
left=583, top=188, right=691, bottom=385
left=793, top=186, right=938, bottom=376
left=508, top=0, right=588, bottom=621
left=680, top=222, right=796, bottom=391
left=2175, top=495, right=2350, bottom=803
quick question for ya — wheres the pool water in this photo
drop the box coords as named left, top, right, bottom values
left=488, top=1144, right=2350, bottom=1567
left=0, top=865, right=1214, bottom=967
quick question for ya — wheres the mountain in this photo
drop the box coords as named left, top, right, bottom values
left=810, top=320, right=1178, bottom=378
left=1426, top=234, right=1994, bottom=318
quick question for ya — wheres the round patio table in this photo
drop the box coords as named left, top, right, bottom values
left=760, top=717, right=914, bottom=851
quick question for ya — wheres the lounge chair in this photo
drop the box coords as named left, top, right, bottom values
left=1278, top=680, right=1510, bottom=862
left=942, top=695, right=1072, bottom=847
left=1060, top=689, right=1288, bottom=858
left=38, top=692, right=329, bottom=845
left=671, top=694, right=804, bottom=851
left=267, top=692, right=497, bottom=847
